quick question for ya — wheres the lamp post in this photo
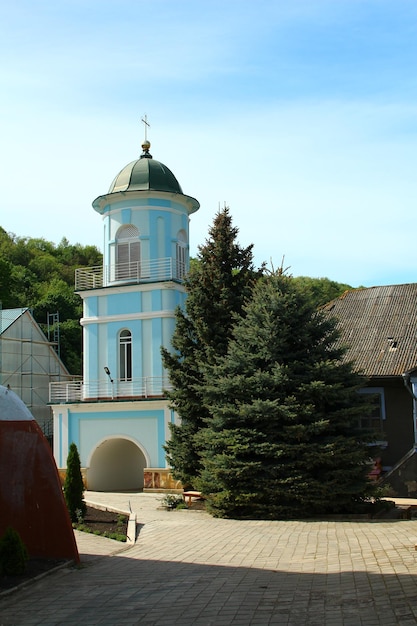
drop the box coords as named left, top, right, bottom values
left=104, top=367, right=114, bottom=400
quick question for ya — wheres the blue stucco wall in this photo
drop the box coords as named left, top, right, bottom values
left=64, top=408, right=166, bottom=468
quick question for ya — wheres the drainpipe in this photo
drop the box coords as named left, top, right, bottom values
left=402, top=372, right=417, bottom=448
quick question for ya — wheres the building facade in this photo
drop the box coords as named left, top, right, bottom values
left=323, top=284, right=417, bottom=495
left=50, top=139, right=199, bottom=491
left=1, top=307, right=70, bottom=441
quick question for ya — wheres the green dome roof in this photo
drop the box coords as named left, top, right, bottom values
left=108, top=142, right=183, bottom=194
left=93, top=140, right=200, bottom=215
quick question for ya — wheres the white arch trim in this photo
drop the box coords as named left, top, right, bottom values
left=86, top=434, right=151, bottom=468
left=177, top=228, right=187, bottom=243
left=116, top=224, right=140, bottom=239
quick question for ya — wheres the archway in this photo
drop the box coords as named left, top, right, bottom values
left=86, top=437, right=148, bottom=491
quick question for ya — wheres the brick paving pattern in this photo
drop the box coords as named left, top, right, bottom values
left=1, top=492, right=417, bottom=625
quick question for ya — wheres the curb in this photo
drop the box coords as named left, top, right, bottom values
left=84, top=499, right=137, bottom=544
left=0, top=559, right=73, bottom=598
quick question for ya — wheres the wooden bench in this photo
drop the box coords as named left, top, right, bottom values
left=182, top=491, right=203, bottom=506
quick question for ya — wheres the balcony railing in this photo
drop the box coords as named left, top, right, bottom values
left=49, top=377, right=172, bottom=403
left=75, top=258, right=185, bottom=291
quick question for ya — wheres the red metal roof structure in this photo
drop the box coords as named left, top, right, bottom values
left=0, top=385, right=79, bottom=562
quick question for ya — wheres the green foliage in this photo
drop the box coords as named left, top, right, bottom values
left=64, top=443, right=86, bottom=523
left=104, top=533, right=127, bottom=542
left=162, top=207, right=262, bottom=487
left=72, top=524, right=127, bottom=542
left=195, top=271, right=378, bottom=519
left=292, top=276, right=354, bottom=308
left=159, top=494, right=186, bottom=509
left=0, top=227, right=102, bottom=374
left=0, top=527, right=28, bottom=576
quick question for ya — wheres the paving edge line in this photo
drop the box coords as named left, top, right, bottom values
left=0, top=534, right=135, bottom=598
left=0, top=499, right=138, bottom=598
left=84, top=499, right=137, bottom=544
left=0, top=560, right=73, bottom=598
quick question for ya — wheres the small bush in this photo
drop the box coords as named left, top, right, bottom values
left=160, top=494, right=186, bottom=510
left=73, top=523, right=91, bottom=534
left=117, top=514, right=127, bottom=528
left=175, top=501, right=189, bottom=510
left=0, top=527, right=28, bottom=576
left=104, top=532, right=127, bottom=542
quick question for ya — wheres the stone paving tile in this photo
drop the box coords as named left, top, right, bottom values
left=1, top=493, right=417, bottom=625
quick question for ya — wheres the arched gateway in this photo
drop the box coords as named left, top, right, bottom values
left=87, top=437, right=149, bottom=492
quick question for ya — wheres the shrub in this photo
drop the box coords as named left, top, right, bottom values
left=160, top=494, right=186, bottom=510
left=104, top=532, right=127, bottom=542
left=0, top=527, right=28, bottom=576
left=64, top=442, right=86, bottom=522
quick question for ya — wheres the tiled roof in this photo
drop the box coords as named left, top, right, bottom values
left=0, top=308, right=28, bottom=335
left=322, top=284, right=417, bottom=377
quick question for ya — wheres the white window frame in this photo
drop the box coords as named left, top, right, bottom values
left=115, top=225, right=140, bottom=281
left=176, top=229, right=187, bottom=279
left=358, top=387, right=387, bottom=447
left=119, top=329, right=132, bottom=382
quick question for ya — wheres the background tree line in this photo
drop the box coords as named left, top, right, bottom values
left=0, top=227, right=102, bottom=374
left=0, top=223, right=351, bottom=379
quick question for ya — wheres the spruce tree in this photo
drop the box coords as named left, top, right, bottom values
left=162, top=207, right=260, bottom=487
left=196, top=271, right=377, bottom=519
left=64, top=442, right=86, bottom=522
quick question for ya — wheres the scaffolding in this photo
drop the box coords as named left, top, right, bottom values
left=0, top=308, right=70, bottom=445
left=47, top=312, right=61, bottom=358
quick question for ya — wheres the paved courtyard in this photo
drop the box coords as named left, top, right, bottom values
left=1, top=492, right=417, bottom=625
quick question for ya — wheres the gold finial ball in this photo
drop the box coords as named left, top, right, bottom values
left=142, top=140, right=151, bottom=151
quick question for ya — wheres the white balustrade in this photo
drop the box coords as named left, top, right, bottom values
left=49, top=377, right=172, bottom=403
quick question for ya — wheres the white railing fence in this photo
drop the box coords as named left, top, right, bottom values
left=49, top=377, right=172, bottom=403
left=75, top=258, right=184, bottom=290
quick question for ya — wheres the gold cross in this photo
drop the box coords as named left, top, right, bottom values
left=141, top=114, right=150, bottom=141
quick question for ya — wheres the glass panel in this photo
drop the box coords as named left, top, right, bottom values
left=176, top=243, right=186, bottom=279
left=360, top=393, right=384, bottom=435
left=119, top=330, right=132, bottom=381
left=126, top=342, right=132, bottom=380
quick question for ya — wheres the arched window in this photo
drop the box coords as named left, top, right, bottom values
left=176, top=229, right=187, bottom=279
left=119, top=329, right=132, bottom=381
left=116, top=225, right=140, bottom=280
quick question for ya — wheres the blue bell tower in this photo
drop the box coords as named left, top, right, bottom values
left=52, top=134, right=200, bottom=492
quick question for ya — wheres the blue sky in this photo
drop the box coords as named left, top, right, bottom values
left=1, top=1, right=417, bottom=287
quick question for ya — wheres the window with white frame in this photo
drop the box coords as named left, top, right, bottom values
left=119, top=329, right=132, bottom=381
left=176, top=229, right=187, bottom=279
left=115, top=225, right=140, bottom=280
left=358, top=387, right=385, bottom=437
